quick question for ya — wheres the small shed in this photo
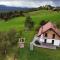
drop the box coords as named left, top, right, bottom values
left=19, top=38, right=25, bottom=48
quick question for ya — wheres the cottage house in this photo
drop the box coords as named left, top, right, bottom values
left=31, top=22, right=60, bottom=49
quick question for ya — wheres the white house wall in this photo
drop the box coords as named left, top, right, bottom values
left=39, top=34, right=44, bottom=42
left=54, top=40, right=60, bottom=46
left=32, top=35, right=60, bottom=47
left=46, top=39, right=52, bottom=43
left=39, top=37, right=60, bottom=46
left=39, top=38, right=44, bottom=42
left=47, top=39, right=60, bottom=46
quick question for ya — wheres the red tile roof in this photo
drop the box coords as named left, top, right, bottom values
left=38, top=22, right=60, bottom=37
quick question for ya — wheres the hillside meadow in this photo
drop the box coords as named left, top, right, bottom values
left=0, top=10, right=60, bottom=31
left=0, top=10, right=60, bottom=60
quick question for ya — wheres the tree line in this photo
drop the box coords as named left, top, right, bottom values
left=0, top=11, right=24, bottom=21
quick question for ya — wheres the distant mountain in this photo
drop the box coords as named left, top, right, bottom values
left=0, top=5, right=31, bottom=11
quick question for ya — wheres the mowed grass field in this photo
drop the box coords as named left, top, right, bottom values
left=0, top=10, right=60, bottom=60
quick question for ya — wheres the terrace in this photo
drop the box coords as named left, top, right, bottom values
left=32, top=35, right=57, bottom=49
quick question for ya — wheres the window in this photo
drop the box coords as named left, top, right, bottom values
left=44, top=39, right=47, bottom=43
left=19, top=38, right=25, bottom=43
left=52, top=40, right=54, bottom=44
left=52, top=34, right=55, bottom=39
left=22, top=39, right=24, bottom=42
left=45, top=33, right=47, bottom=37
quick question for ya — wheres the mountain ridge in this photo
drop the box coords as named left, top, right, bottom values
left=0, top=5, right=32, bottom=11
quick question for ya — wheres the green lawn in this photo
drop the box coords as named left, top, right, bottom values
left=0, top=10, right=60, bottom=60
left=17, top=47, right=60, bottom=60
left=0, top=17, right=25, bottom=31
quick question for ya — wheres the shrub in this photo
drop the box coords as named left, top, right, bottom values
left=25, top=16, right=34, bottom=31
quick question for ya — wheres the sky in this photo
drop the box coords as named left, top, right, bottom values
left=0, top=0, right=60, bottom=7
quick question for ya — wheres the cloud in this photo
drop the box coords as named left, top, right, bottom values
left=0, top=0, right=60, bottom=7
left=0, top=1, right=40, bottom=7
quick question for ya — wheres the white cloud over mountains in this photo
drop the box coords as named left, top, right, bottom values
left=0, top=0, right=60, bottom=7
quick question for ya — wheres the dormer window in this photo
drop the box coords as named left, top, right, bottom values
left=52, top=34, right=55, bottom=39
left=45, top=33, right=47, bottom=37
left=19, top=38, right=25, bottom=43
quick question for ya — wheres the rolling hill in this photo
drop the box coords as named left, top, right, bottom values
left=0, top=10, right=60, bottom=31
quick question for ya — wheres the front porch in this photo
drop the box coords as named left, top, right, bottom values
left=31, top=35, right=57, bottom=49
left=34, top=42, right=56, bottom=49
